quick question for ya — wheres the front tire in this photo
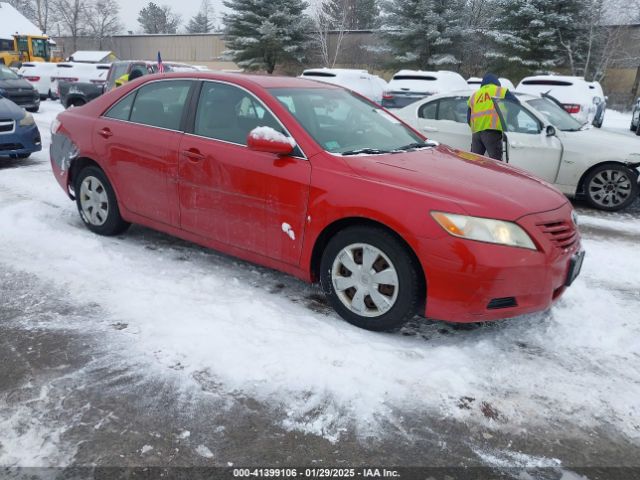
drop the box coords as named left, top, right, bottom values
left=584, top=164, right=639, bottom=211
left=74, top=166, right=130, bottom=236
left=320, top=226, right=422, bottom=331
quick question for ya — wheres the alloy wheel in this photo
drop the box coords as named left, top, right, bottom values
left=587, top=169, right=633, bottom=209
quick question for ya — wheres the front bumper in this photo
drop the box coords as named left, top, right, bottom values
left=0, top=123, right=42, bottom=158
left=418, top=202, right=581, bottom=323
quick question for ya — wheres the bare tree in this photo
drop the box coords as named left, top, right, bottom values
left=33, top=0, right=52, bottom=33
left=84, top=0, right=122, bottom=49
left=51, top=0, right=86, bottom=51
left=311, top=0, right=349, bottom=67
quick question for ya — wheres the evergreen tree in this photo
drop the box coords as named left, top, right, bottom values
left=323, top=0, right=379, bottom=30
left=138, top=2, right=181, bottom=34
left=488, top=0, right=584, bottom=78
left=382, top=0, right=465, bottom=69
left=223, top=0, right=311, bottom=74
left=187, top=0, right=215, bottom=33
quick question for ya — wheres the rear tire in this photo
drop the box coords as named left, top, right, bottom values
left=320, top=226, right=422, bottom=331
left=74, top=166, right=130, bottom=236
left=26, top=107, right=39, bottom=113
left=584, top=164, right=639, bottom=211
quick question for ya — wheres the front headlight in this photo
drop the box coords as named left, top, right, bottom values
left=431, top=211, right=537, bottom=250
left=19, top=112, right=35, bottom=127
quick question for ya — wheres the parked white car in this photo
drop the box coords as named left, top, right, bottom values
left=396, top=90, right=640, bottom=211
left=516, top=75, right=605, bottom=127
left=381, top=70, right=468, bottom=109
left=467, top=76, right=515, bottom=91
left=18, top=61, right=58, bottom=99
left=300, top=68, right=387, bottom=103
left=50, top=62, right=111, bottom=97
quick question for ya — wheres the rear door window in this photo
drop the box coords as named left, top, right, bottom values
left=104, top=93, right=136, bottom=121
left=418, top=101, right=437, bottom=119
left=436, top=97, right=468, bottom=123
left=128, top=80, right=192, bottom=130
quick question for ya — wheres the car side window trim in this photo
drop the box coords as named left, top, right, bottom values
left=100, top=78, right=197, bottom=133
left=184, top=79, right=307, bottom=160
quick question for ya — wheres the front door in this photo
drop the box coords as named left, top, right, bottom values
left=497, top=100, right=563, bottom=184
left=178, top=81, right=311, bottom=265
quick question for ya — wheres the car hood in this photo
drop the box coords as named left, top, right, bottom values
left=0, top=97, right=27, bottom=120
left=559, top=127, right=640, bottom=160
left=343, top=145, right=568, bottom=220
left=0, top=79, right=35, bottom=91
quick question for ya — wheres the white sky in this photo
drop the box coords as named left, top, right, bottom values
left=116, top=0, right=227, bottom=33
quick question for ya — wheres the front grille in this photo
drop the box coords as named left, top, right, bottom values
left=0, top=143, right=23, bottom=151
left=537, top=220, right=578, bottom=249
left=6, top=91, right=36, bottom=106
left=0, top=119, right=14, bottom=133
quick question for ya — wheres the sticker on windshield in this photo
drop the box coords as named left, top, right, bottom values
left=374, top=109, right=401, bottom=124
left=325, top=141, right=340, bottom=150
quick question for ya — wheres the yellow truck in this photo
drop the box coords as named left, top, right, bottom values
left=0, top=34, right=61, bottom=65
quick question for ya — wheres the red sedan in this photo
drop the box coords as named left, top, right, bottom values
left=50, top=72, right=584, bottom=331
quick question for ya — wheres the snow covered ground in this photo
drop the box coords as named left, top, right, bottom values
left=0, top=103, right=639, bottom=473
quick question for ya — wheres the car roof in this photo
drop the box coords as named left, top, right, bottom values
left=131, top=71, right=342, bottom=89
left=407, top=89, right=540, bottom=103
left=303, top=68, right=369, bottom=74
left=519, top=74, right=588, bottom=83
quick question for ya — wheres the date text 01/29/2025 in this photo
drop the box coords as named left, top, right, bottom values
left=232, top=468, right=400, bottom=478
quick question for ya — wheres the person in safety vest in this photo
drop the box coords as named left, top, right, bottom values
left=115, top=68, right=145, bottom=88
left=467, top=73, right=520, bottom=160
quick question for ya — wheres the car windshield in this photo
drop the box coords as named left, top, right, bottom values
left=527, top=97, right=584, bottom=131
left=0, top=66, right=19, bottom=80
left=269, top=87, right=426, bottom=154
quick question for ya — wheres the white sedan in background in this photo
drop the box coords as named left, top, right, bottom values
left=395, top=91, right=640, bottom=211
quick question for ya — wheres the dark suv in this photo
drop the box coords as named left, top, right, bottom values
left=0, top=65, right=40, bottom=112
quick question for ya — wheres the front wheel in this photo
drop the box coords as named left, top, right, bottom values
left=74, top=166, right=130, bottom=236
left=320, top=226, right=422, bottom=331
left=584, top=164, right=639, bottom=211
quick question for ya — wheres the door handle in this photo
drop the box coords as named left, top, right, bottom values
left=422, top=126, right=439, bottom=132
left=510, top=142, right=526, bottom=148
left=182, top=149, right=205, bottom=162
left=98, top=127, right=113, bottom=139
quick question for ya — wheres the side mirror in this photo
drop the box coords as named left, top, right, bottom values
left=546, top=125, right=556, bottom=137
left=247, top=127, right=296, bottom=156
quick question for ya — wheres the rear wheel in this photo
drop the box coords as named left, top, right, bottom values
left=74, top=166, right=130, bottom=236
left=320, top=226, right=421, bottom=331
left=584, top=164, right=639, bottom=211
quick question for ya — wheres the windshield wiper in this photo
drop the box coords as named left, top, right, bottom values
left=393, top=142, right=435, bottom=152
left=341, top=148, right=390, bottom=156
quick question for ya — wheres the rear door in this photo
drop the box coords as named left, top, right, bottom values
left=178, top=81, right=311, bottom=265
left=93, top=79, right=194, bottom=226
left=496, top=100, right=563, bottom=184
left=414, top=97, right=471, bottom=149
